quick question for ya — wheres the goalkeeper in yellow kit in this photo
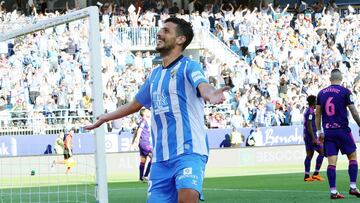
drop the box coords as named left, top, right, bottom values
left=52, top=128, right=75, bottom=174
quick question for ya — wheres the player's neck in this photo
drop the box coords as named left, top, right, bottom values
left=161, top=49, right=183, bottom=68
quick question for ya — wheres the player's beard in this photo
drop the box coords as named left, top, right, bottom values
left=155, top=38, right=176, bottom=55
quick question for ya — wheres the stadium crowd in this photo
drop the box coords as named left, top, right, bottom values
left=0, top=0, right=360, bottom=133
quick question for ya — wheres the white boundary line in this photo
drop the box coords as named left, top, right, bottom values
left=107, top=187, right=328, bottom=194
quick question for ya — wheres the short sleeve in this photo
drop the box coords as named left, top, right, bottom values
left=185, top=61, right=208, bottom=96
left=345, top=89, right=354, bottom=106
left=135, top=78, right=151, bottom=109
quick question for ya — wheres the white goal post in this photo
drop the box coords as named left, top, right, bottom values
left=0, top=6, right=108, bottom=203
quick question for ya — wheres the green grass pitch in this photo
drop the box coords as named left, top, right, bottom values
left=1, top=170, right=359, bottom=202
left=107, top=170, right=358, bottom=203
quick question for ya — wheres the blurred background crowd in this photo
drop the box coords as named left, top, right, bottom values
left=0, top=0, right=359, bottom=134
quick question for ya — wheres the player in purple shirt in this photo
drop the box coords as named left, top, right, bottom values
left=303, top=95, right=324, bottom=182
left=316, top=69, right=360, bottom=199
left=131, top=108, right=152, bottom=182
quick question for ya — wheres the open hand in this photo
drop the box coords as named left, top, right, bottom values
left=83, top=114, right=107, bottom=131
left=209, top=86, right=230, bottom=105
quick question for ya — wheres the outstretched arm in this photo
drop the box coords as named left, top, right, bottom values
left=197, top=83, right=229, bottom=104
left=220, top=3, right=225, bottom=13
left=229, top=3, right=234, bottom=13
left=269, top=3, right=275, bottom=14
left=322, top=6, right=326, bottom=16
left=252, top=7, right=258, bottom=14
left=137, top=7, right=141, bottom=16
left=84, top=100, right=143, bottom=130
left=281, top=4, right=289, bottom=15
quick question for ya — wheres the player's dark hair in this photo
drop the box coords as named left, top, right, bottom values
left=331, top=68, right=341, bottom=75
left=330, top=68, right=342, bottom=82
left=307, top=95, right=316, bottom=106
left=164, top=17, right=194, bottom=50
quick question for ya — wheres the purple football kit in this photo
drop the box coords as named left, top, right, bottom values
left=303, top=107, right=322, bottom=151
left=138, top=118, right=152, bottom=157
left=317, top=84, right=357, bottom=157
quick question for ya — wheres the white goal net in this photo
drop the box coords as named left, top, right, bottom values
left=0, top=6, right=108, bottom=203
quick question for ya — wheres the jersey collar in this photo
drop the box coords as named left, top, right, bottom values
left=162, top=55, right=184, bottom=69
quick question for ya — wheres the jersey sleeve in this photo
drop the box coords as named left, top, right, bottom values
left=135, top=77, right=151, bottom=109
left=185, top=61, right=208, bottom=96
left=345, top=89, right=354, bottom=106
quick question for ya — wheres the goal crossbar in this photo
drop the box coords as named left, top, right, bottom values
left=0, top=6, right=109, bottom=203
left=1, top=7, right=93, bottom=41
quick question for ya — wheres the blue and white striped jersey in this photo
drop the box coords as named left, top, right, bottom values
left=135, top=55, right=209, bottom=162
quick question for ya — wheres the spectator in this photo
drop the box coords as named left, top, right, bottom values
left=209, top=112, right=226, bottom=128
left=219, top=133, right=231, bottom=148
left=230, top=109, right=244, bottom=128
left=44, top=144, right=52, bottom=154
left=1, top=1, right=360, bottom=133
left=169, top=2, right=179, bottom=14
left=252, top=127, right=264, bottom=147
left=245, top=129, right=255, bottom=147
left=230, top=127, right=244, bottom=148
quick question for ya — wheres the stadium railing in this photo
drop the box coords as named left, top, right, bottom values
left=0, top=109, right=91, bottom=134
left=0, top=104, right=233, bottom=135
left=202, top=30, right=242, bottom=65
left=115, top=27, right=159, bottom=50
left=112, top=26, right=239, bottom=65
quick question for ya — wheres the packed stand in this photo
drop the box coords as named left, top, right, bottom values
left=0, top=2, right=147, bottom=134
left=198, top=1, right=360, bottom=128
left=1, top=0, right=360, bottom=134
left=103, top=0, right=360, bottom=128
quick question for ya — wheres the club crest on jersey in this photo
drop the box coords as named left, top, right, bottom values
left=183, top=167, right=193, bottom=175
left=170, top=68, right=177, bottom=79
